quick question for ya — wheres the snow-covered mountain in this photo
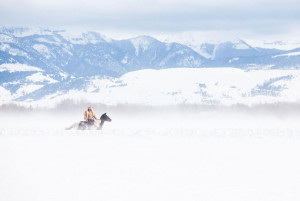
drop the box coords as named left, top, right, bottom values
left=1, top=27, right=300, bottom=76
left=186, top=39, right=299, bottom=69
left=0, top=27, right=206, bottom=77
left=1, top=27, right=300, bottom=106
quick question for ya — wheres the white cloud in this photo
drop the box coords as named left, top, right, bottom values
left=0, top=0, right=299, bottom=39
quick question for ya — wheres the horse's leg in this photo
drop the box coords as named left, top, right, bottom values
left=77, top=123, right=82, bottom=130
left=97, top=121, right=104, bottom=130
left=79, top=122, right=87, bottom=130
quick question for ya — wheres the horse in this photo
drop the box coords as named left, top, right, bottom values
left=66, top=113, right=112, bottom=130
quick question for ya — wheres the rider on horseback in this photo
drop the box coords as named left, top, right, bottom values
left=84, top=106, right=97, bottom=126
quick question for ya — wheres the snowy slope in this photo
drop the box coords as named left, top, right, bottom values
left=8, top=68, right=299, bottom=107
left=0, top=63, right=60, bottom=102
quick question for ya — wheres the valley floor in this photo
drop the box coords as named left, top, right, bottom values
left=0, top=110, right=300, bottom=201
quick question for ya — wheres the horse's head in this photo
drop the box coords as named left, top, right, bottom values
left=100, top=113, right=112, bottom=122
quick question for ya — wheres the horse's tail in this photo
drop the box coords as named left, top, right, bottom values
left=65, top=123, right=79, bottom=130
left=65, top=125, right=73, bottom=130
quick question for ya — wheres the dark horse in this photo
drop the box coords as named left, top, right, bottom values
left=66, top=113, right=112, bottom=130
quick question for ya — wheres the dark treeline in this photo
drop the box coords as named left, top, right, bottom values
left=1, top=99, right=300, bottom=117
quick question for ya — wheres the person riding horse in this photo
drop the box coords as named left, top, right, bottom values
left=84, top=106, right=98, bottom=126
left=66, top=111, right=111, bottom=130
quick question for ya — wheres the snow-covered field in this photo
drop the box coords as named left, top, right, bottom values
left=7, top=68, right=298, bottom=108
left=1, top=109, right=300, bottom=201
left=2, top=67, right=300, bottom=107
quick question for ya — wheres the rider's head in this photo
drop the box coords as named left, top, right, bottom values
left=88, top=106, right=92, bottom=111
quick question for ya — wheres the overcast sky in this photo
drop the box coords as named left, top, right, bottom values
left=1, top=0, right=299, bottom=40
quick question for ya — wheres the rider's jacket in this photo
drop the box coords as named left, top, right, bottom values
left=84, top=110, right=96, bottom=121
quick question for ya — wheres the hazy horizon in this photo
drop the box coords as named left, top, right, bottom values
left=1, top=0, right=300, bottom=42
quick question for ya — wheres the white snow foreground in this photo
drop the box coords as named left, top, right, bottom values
left=0, top=112, right=300, bottom=201
left=20, top=67, right=300, bottom=108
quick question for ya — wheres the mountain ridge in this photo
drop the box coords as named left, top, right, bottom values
left=1, top=27, right=300, bottom=105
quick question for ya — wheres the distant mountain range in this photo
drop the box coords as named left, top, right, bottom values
left=1, top=27, right=300, bottom=105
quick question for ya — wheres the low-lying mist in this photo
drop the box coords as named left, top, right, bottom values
left=1, top=101, right=300, bottom=135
